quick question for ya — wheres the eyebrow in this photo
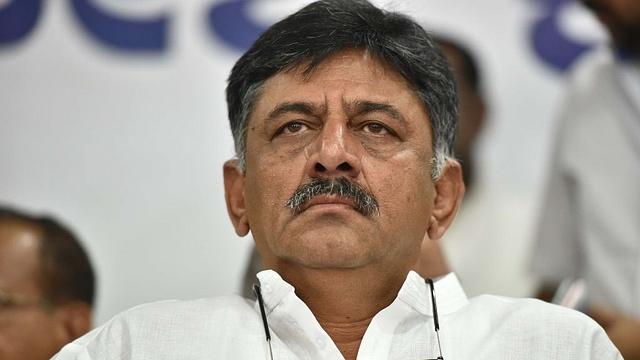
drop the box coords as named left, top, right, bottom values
left=264, top=100, right=407, bottom=124
left=265, top=102, right=323, bottom=122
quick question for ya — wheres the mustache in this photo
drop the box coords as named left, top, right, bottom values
left=285, top=177, right=379, bottom=217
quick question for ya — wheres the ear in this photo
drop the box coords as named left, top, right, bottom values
left=427, top=160, right=465, bottom=240
left=55, top=301, right=93, bottom=342
left=223, top=160, right=250, bottom=237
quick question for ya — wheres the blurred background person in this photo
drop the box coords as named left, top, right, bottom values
left=416, top=36, right=538, bottom=298
left=531, top=0, right=640, bottom=358
left=0, top=206, right=95, bottom=360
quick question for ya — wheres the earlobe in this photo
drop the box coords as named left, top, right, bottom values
left=427, top=160, right=465, bottom=240
left=223, top=160, right=250, bottom=237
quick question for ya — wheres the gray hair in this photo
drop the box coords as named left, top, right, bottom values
left=226, top=0, right=458, bottom=179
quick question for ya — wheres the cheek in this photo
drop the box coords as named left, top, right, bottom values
left=243, top=157, right=306, bottom=227
left=244, top=176, right=279, bottom=221
left=0, top=313, right=59, bottom=359
left=370, top=156, right=434, bottom=215
left=401, top=173, right=434, bottom=214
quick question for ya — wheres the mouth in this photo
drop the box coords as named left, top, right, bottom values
left=285, top=177, right=379, bottom=217
left=299, top=194, right=359, bottom=212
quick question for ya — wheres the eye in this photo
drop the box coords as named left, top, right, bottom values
left=363, top=122, right=391, bottom=135
left=278, top=122, right=308, bottom=135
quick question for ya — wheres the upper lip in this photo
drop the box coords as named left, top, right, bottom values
left=300, top=194, right=358, bottom=212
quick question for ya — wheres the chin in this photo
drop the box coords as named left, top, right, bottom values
left=268, top=220, right=385, bottom=267
left=277, top=239, right=375, bottom=269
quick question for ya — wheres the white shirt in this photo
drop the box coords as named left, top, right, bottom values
left=54, top=270, right=620, bottom=359
left=531, top=47, right=640, bottom=315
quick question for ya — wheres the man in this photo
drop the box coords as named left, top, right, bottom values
left=55, top=1, right=620, bottom=359
left=531, top=0, right=640, bottom=358
left=0, top=206, right=95, bottom=360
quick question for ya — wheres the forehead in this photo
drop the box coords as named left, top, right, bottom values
left=0, top=220, right=42, bottom=293
left=251, top=49, right=426, bottom=117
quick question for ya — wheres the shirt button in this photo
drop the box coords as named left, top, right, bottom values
left=262, top=283, right=272, bottom=294
left=316, top=337, right=326, bottom=349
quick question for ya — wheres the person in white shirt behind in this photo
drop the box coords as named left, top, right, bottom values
left=55, top=0, right=620, bottom=359
left=414, top=36, right=538, bottom=299
left=531, top=0, right=640, bottom=359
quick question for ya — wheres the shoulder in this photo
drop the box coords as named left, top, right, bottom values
left=102, top=294, right=257, bottom=335
left=115, top=294, right=254, bottom=322
left=466, top=294, right=593, bottom=326
left=561, top=46, right=616, bottom=111
left=552, top=47, right=618, bottom=147
left=568, top=46, right=614, bottom=87
left=53, top=295, right=260, bottom=359
left=462, top=295, right=621, bottom=358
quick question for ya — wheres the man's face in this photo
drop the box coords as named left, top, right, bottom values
left=0, top=220, right=67, bottom=360
left=239, top=49, right=437, bottom=273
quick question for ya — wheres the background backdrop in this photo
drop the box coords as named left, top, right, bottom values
left=0, top=0, right=607, bottom=325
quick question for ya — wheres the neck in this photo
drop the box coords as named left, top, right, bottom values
left=276, top=265, right=408, bottom=360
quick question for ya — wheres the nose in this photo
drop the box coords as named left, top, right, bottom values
left=307, top=118, right=361, bottom=179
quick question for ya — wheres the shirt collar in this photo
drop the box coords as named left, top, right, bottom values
left=255, top=269, right=469, bottom=317
left=254, top=270, right=469, bottom=358
left=398, top=271, right=469, bottom=317
left=254, top=269, right=293, bottom=315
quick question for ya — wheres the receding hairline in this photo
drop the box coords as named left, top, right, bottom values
left=0, top=211, right=95, bottom=306
left=0, top=218, right=47, bottom=292
left=0, top=217, right=45, bottom=251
